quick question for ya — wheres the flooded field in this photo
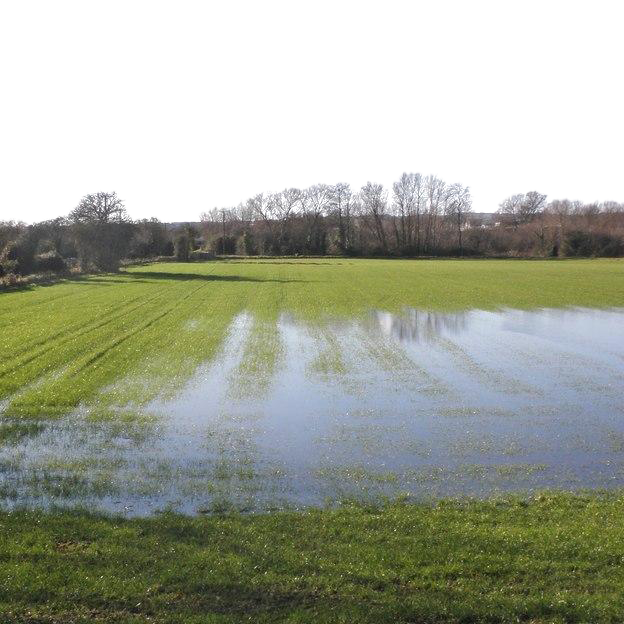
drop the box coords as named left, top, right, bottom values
left=2, top=306, right=623, bottom=515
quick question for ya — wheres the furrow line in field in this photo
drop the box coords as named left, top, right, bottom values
left=0, top=285, right=182, bottom=374
left=0, top=285, right=197, bottom=404
left=69, top=281, right=212, bottom=374
left=434, top=336, right=540, bottom=396
left=0, top=290, right=164, bottom=361
left=4, top=280, right=216, bottom=416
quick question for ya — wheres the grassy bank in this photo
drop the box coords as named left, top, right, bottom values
left=1, top=493, right=623, bottom=623
left=1, top=258, right=623, bottom=418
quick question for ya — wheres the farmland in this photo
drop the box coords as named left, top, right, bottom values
left=2, top=258, right=623, bottom=420
left=2, top=257, right=624, bottom=622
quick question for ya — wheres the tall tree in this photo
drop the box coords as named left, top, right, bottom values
left=69, top=192, right=132, bottom=271
left=445, top=183, right=472, bottom=255
left=392, top=173, right=423, bottom=253
left=330, top=183, right=352, bottom=252
left=359, top=182, right=388, bottom=253
left=69, top=192, right=128, bottom=224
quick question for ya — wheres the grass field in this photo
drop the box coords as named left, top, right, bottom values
left=2, top=493, right=624, bottom=623
left=3, top=258, right=624, bottom=622
left=1, top=258, right=623, bottom=419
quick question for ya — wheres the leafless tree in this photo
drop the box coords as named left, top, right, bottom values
left=69, top=192, right=132, bottom=271
left=330, top=183, right=352, bottom=252
left=497, top=194, right=525, bottom=228
left=359, top=182, right=388, bottom=253
left=423, top=176, right=446, bottom=253
left=69, top=192, right=128, bottom=224
left=246, top=193, right=274, bottom=253
left=269, top=188, right=301, bottom=252
left=498, top=191, right=546, bottom=228
left=392, top=172, right=424, bottom=253
left=445, top=183, right=472, bottom=255
left=300, top=184, right=332, bottom=253
left=520, top=191, right=547, bottom=222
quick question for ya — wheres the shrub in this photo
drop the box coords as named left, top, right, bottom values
left=189, top=251, right=215, bottom=261
left=34, top=251, right=67, bottom=273
left=241, top=230, right=257, bottom=256
left=174, top=234, right=191, bottom=261
left=73, top=221, right=135, bottom=272
left=211, top=236, right=237, bottom=255
left=4, top=232, right=38, bottom=275
left=0, top=273, right=20, bottom=288
left=564, top=231, right=623, bottom=257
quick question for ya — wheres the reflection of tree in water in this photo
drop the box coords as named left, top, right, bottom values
left=367, top=308, right=470, bottom=343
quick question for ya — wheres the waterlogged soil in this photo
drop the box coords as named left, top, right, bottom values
left=1, top=307, right=624, bottom=515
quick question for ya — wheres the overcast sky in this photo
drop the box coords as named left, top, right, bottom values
left=1, top=0, right=622, bottom=223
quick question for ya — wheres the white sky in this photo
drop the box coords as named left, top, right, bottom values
left=1, top=0, right=623, bottom=223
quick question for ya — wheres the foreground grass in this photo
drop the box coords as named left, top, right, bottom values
left=1, top=258, right=622, bottom=418
left=1, top=493, right=623, bottom=623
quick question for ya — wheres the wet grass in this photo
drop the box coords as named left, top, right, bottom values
left=1, top=258, right=622, bottom=419
left=3, top=259, right=624, bottom=620
left=2, top=492, right=624, bottom=623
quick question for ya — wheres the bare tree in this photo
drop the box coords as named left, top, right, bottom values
left=199, top=207, right=222, bottom=223
left=423, top=176, right=446, bottom=253
left=69, top=192, right=132, bottom=271
left=269, top=188, right=301, bottom=253
left=330, top=183, right=352, bottom=252
left=445, top=183, right=472, bottom=255
left=497, top=194, right=525, bottom=228
left=359, top=182, right=388, bottom=253
left=392, top=172, right=424, bottom=253
left=520, top=191, right=547, bottom=223
left=247, top=193, right=274, bottom=253
left=300, top=184, right=332, bottom=253
left=69, top=192, right=128, bottom=224
left=498, top=192, right=546, bottom=228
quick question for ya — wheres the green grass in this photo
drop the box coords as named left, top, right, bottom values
left=2, top=259, right=624, bottom=621
left=1, top=493, right=623, bottom=623
left=1, top=258, right=622, bottom=418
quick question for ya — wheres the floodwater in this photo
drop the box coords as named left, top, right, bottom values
left=1, top=307, right=624, bottom=515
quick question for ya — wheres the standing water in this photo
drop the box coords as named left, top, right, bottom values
left=1, top=307, right=623, bottom=514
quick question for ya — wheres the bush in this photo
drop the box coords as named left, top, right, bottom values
left=564, top=231, right=624, bottom=257
left=241, top=230, right=257, bottom=256
left=0, top=273, right=20, bottom=288
left=73, top=221, right=135, bottom=272
left=174, top=234, right=191, bottom=261
left=4, top=232, right=38, bottom=275
left=211, top=236, right=237, bottom=255
left=595, top=233, right=624, bottom=257
left=162, top=240, right=174, bottom=256
left=189, top=251, right=215, bottom=261
left=34, top=251, right=67, bottom=273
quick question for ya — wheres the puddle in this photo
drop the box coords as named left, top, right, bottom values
left=1, top=307, right=624, bottom=515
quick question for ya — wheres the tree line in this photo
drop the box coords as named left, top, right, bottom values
left=1, top=174, right=623, bottom=283
left=201, top=176, right=623, bottom=258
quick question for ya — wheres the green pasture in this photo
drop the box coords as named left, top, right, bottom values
left=3, top=258, right=624, bottom=622
left=1, top=258, right=622, bottom=419
left=2, top=493, right=624, bottom=623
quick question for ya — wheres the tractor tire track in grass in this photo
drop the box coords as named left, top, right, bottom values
left=305, top=322, right=347, bottom=378
left=228, top=317, right=283, bottom=400
left=433, top=336, right=540, bottom=397
left=0, top=288, right=171, bottom=368
left=353, top=323, right=447, bottom=397
left=0, top=285, right=190, bottom=402
left=4, top=280, right=222, bottom=418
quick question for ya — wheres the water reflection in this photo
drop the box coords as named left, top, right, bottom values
left=1, top=307, right=624, bottom=515
left=366, top=309, right=470, bottom=343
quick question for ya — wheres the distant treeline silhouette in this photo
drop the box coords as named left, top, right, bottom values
left=2, top=175, right=623, bottom=283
